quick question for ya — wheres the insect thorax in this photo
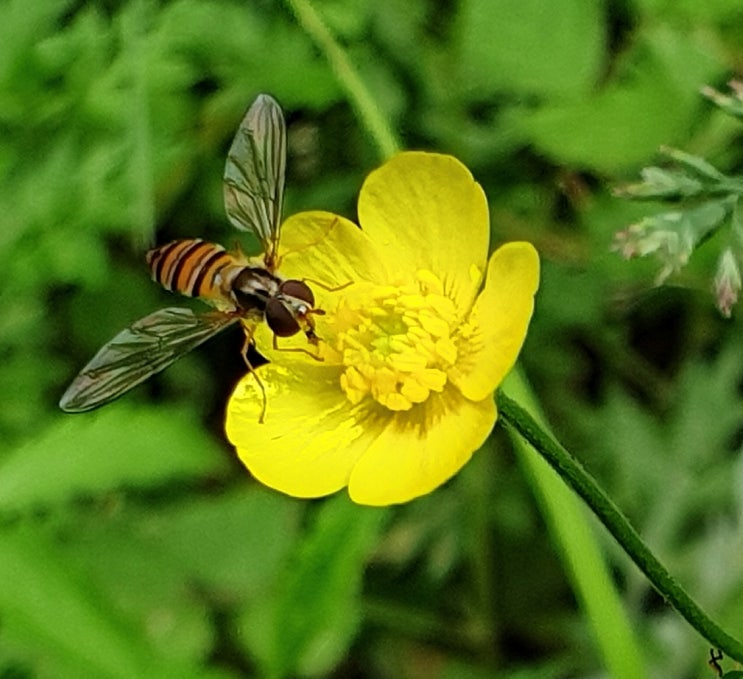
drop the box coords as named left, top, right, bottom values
left=227, top=266, right=282, bottom=313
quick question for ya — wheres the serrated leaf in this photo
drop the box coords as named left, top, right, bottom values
left=0, top=406, right=230, bottom=513
left=682, top=200, right=730, bottom=240
left=616, top=166, right=704, bottom=199
left=660, top=147, right=728, bottom=183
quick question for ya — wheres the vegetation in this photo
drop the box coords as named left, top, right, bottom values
left=3, top=0, right=743, bottom=677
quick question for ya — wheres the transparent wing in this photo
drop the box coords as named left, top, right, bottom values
left=59, top=307, right=238, bottom=413
left=223, top=93, right=286, bottom=269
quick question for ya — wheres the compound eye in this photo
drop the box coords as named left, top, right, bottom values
left=279, top=279, right=315, bottom=307
left=265, top=298, right=301, bottom=337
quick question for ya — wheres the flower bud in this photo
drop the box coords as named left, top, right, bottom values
left=714, top=248, right=742, bottom=317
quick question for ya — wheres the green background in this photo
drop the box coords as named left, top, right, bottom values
left=2, top=0, right=743, bottom=677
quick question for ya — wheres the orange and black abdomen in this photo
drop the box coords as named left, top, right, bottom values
left=146, top=239, right=236, bottom=301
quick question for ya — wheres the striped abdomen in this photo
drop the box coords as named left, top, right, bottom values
left=146, top=239, right=241, bottom=302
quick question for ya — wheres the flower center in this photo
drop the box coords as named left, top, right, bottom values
left=330, top=270, right=459, bottom=411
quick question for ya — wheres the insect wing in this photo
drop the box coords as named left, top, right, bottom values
left=223, top=93, right=286, bottom=269
left=59, top=307, right=238, bottom=412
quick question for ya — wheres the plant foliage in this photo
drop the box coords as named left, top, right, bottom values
left=3, top=0, right=743, bottom=677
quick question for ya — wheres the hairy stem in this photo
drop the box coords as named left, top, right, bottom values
left=498, top=390, right=743, bottom=662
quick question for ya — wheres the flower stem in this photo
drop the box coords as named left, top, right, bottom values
left=285, top=0, right=401, bottom=161
left=502, top=370, right=646, bottom=678
left=497, top=390, right=743, bottom=662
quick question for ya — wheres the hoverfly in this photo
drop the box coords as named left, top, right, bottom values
left=59, top=94, right=323, bottom=421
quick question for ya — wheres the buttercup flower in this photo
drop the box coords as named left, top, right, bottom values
left=226, top=152, right=539, bottom=506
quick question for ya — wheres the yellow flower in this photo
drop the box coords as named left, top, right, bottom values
left=226, top=152, right=539, bottom=506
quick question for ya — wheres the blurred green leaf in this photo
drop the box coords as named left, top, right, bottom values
left=0, top=527, right=233, bottom=679
left=0, top=407, right=230, bottom=513
left=520, top=25, right=723, bottom=172
left=585, top=343, right=743, bottom=551
left=440, top=658, right=567, bottom=679
left=136, top=487, right=301, bottom=596
left=456, top=0, right=605, bottom=99
left=2, top=0, right=743, bottom=677
left=317, top=0, right=372, bottom=40
left=158, top=0, right=341, bottom=110
left=45, top=488, right=300, bottom=670
left=241, top=496, right=387, bottom=678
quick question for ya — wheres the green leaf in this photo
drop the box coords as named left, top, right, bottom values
left=660, top=147, right=728, bottom=183
left=520, top=25, right=723, bottom=172
left=315, top=0, right=372, bottom=40
left=50, top=488, right=299, bottom=669
left=158, top=0, right=340, bottom=109
left=582, top=344, right=743, bottom=544
left=241, top=496, right=387, bottom=678
left=135, top=487, right=302, bottom=597
left=456, top=0, right=605, bottom=99
left=615, top=166, right=706, bottom=199
left=0, top=527, right=229, bottom=679
left=0, top=407, right=230, bottom=513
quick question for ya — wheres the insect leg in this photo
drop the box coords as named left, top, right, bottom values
left=240, top=330, right=268, bottom=423
left=272, top=333, right=324, bottom=362
left=709, top=648, right=724, bottom=677
left=302, top=277, right=353, bottom=293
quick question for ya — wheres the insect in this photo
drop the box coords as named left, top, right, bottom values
left=59, top=94, right=323, bottom=421
left=709, top=649, right=743, bottom=678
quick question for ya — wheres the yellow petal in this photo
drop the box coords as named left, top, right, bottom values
left=250, top=316, right=340, bottom=367
left=226, top=362, right=375, bottom=498
left=246, top=212, right=382, bottom=365
left=357, top=152, right=489, bottom=313
left=451, top=242, right=539, bottom=401
left=252, top=211, right=401, bottom=366
left=277, top=210, right=396, bottom=289
left=348, top=390, right=496, bottom=506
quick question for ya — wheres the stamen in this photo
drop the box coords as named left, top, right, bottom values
left=328, top=270, right=461, bottom=412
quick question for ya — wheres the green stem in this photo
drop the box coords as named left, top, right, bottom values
left=503, top=370, right=646, bottom=679
left=285, top=0, right=401, bottom=161
left=497, top=390, right=743, bottom=663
